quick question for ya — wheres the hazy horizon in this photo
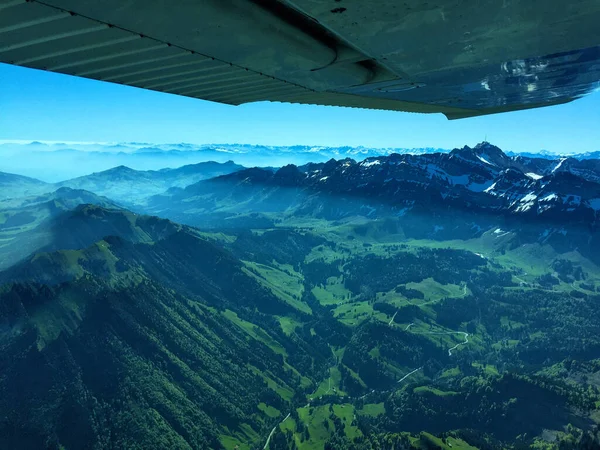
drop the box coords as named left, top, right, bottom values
left=0, top=138, right=587, bottom=154
left=1, top=139, right=594, bottom=183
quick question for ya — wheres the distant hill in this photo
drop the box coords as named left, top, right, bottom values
left=0, top=188, right=121, bottom=270
left=0, top=171, right=51, bottom=200
left=56, top=160, right=244, bottom=205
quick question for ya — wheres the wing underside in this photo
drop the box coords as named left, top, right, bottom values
left=1, top=0, right=599, bottom=118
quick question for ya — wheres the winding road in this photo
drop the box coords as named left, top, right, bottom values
left=447, top=332, right=469, bottom=356
left=394, top=285, right=470, bottom=356
left=357, top=366, right=422, bottom=400
left=397, top=366, right=423, bottom=383
left=400, top=321, right=470, bottom=356
left=412, top=330, right=469, bottom=356
left=263, top=413, right=291, bottom=450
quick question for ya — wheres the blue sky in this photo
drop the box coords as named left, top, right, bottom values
left=1, top=62, right=599, bottom=153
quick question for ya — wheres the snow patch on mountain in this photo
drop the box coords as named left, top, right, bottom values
left=361, top=160, right=381, bottom=168
left=521, top=193, right=538, bottom=202
left=540, top=193, right=558, bottom=202
left=484, top=182, right=497, bottom=193
left=552, top=158, right=567, bottom=173
left=514, top=192, right=538, bottom=212
left=525, top=172, right=543, bottom=180
left=476, top=155, right=494, bottom=166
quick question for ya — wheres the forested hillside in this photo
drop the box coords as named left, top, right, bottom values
left=2, top=145, right=600, bottom=449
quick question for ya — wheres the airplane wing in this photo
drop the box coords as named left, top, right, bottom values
left=1, top=0, right=599, bottom=119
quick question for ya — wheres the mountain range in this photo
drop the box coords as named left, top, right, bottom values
left=2, top=142, right=600, bottom=449
left=0, top=160, right=243, bottom=207
left=55, top=160, right=244, bottom=205
left=146, top=143, right=600, bottom=230
left=0, top=141, right=447, bottom=181
left=4, top=142, right=600, bottom=260
left=3, top=140, right=599, bottom=182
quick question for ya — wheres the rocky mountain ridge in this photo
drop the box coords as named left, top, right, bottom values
left=152, top=143, right=600, bottom=227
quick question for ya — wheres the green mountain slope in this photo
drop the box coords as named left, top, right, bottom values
left=0, top=189, right=122, bottom=270
left=0, top=279, right=298, bottom=449
left=0, top=220, right=326, bottom=449
left=2, top=202, right=600, bottom=449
